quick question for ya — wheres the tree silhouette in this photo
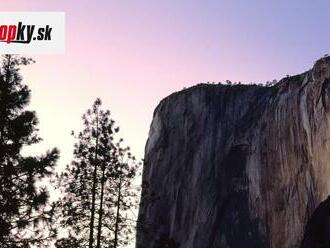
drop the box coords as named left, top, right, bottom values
left=108, top=146, right=140, bottom=248
left=56, top=99, right=139, bottom=248
left=55, top=235, right=80, bottom=248
left=0, top=55, right=59, bottom=247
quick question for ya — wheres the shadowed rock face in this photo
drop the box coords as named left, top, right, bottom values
left=300, top=196, right=330, bottom=248
left=136, top=57, right=330, bottom=248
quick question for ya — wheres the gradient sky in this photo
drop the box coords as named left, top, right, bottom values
left=1, top=0, right=330, bottom=166
left=1, top=1, right=330, bottom=247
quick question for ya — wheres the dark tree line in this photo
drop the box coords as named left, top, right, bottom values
left=0, top=55, right=141, bottom=248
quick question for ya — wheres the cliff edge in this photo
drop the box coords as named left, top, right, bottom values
left=137, top=57, right=330, bottom=248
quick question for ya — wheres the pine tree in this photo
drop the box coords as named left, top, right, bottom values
left=111, top=147, right=139, bottom=248
left=56, top=99, right=139, bottom=248
left=55, top=99, right=104, bottom=247
left=55, top=235, right=80, bottom=248
left=0, top=55, right=59, bottom=247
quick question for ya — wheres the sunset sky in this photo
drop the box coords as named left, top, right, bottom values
left=1, top=0, right=330, bottom=167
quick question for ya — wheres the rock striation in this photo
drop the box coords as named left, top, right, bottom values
left=136, top=57, right=330, bottom=248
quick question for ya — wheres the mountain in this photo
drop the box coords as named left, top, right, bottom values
left=136, top=57, right=330, bottom=248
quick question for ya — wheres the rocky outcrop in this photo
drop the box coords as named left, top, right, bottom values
left=136, top=57, right=330, bottom=248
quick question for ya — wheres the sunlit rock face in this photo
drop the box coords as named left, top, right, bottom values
left=136, top=57, right=330, bottom=248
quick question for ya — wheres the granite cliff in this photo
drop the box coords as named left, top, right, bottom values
left=136, top=57, right=330, bottom=248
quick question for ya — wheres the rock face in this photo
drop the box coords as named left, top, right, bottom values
left=300, top=196, right=330, bottom=248
left=136, top=57, right=330, bottom=248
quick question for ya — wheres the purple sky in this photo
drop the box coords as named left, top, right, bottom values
left=1, top=0, right=330, bottom=162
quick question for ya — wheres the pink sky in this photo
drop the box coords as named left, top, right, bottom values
left=1, top=0, right=329, bottom=164
left=1, top=2, right=330, bottom=248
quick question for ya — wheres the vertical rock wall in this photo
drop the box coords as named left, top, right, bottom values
left=136, top=57, right=330, bottom=248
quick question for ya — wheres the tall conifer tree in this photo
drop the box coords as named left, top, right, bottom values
left=0, top=55, right=59, bottom=247
left=56, top=99, right=139, bottom=248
